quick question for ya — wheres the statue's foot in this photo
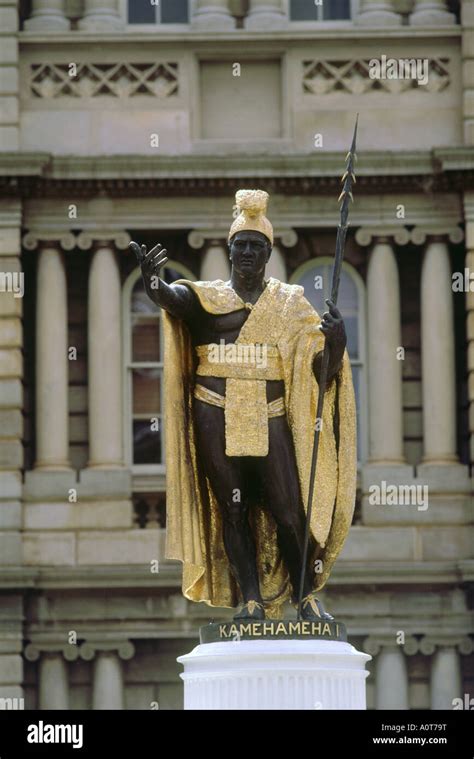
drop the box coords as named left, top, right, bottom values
left=233, top=600, right=266, bottom=621
left=300, top=592, right=334, bottom=621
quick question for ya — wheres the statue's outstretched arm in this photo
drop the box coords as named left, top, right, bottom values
left=129, top=241, right=197, bottom=321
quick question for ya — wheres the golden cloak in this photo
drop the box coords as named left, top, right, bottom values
left=163, top=277, right=357, bottom=618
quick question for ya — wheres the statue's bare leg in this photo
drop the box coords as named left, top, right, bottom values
left=255, top=415, right=332, bottom=619
left=255, top=414, right=314, bottom=601
left=193, top=399, right=264, bottom=615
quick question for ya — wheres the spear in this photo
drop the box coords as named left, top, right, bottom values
left=297, top=115, right=359, bottom=621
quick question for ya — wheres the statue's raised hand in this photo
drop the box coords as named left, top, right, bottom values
left=313, top=299, right=346, bottom=384
left=129, top=241, right=169, bottom=302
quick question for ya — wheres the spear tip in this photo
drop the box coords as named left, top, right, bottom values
left=350, top=113, right=359, bottom=155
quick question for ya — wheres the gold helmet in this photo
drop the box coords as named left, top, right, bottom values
left=228, top=189, right=273, bottom=246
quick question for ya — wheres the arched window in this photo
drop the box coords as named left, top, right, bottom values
left=290, top=258, right=367, bottom=462
left=123, top=261, right=195, bottom=469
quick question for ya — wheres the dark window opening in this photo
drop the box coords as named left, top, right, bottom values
left=128, top=0, right=189, bottom=24
left=290, top=0, right=351, bottom=21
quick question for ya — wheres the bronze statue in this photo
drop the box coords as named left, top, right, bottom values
left=130, top=189, right=357, bottom=622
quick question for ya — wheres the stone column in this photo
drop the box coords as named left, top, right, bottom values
left=200, top=241, right=231, bottom=281
left=421, top=239, right=457, bottom=464
left=78, top=0, right=124, bottom=31
left=355, top=0, right=401, bottom=25
left=192, top=0, right=235, bottom=29
left=431, top=646, right=462, bottom=710
left=35, top=243, right=70, bottom=470
left=367, top=239, right=404, bottom=463
left=87, top=242, right=123, bottom=468
left=375, top=646, right=409, bottom=709
left=24, top=0, right=70, bottom=30
left=245, top=0, right=286, bottom=29
left=39, top=654, right=69, bottom=710
left=266, top=244, right=287, bottom=282
left=410, top=0, right=455, bottom=25
left=92, top=652, right=124, bottom=709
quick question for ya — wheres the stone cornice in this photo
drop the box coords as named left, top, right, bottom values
left=435, top=147, right=474, bottom=172
left=17, top=28, right=461, bottom=45
left=0, top=149, right=472, bottom=197
left=0, top=153, right=51, bottom=177
left=0, top=561, right=469, bottom=591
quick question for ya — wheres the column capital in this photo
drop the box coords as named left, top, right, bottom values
left=363, top=634, right=474, bottom=657
left=23, top=231, right=76, bottom=252
left=363, top=635, right=404, bottom=655
left=411, top=225, right=463, bottom=246
left=26, top=640, right=137, bottom=663
left=355, top=225, right=464, bottom=248
left=355, top=227, right=410, bottom=247
left=419, top=635, right=474, bottom=656
left=22, top=229, right=131, bottom=252
left=77, top=230, right=131, bottom=251
left=79, top=639, right=135, bottom=661
left=24, top=642, right=80, bottom=662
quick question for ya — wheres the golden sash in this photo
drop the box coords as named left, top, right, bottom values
left=194, top=342, right=285, bottom=455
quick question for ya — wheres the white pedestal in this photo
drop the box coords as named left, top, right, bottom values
left=178, top=640, right=371, bottom=710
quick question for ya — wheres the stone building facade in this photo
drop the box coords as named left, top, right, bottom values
left=0, top=0, right=472, bottom=709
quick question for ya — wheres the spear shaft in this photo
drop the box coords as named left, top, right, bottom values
left=297, top=116, right=359, bottom=621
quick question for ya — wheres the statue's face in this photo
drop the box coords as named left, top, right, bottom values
left=229, top=231, right=271, bottom=276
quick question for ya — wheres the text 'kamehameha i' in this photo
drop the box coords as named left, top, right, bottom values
left=200, top=619, right=347, bottom=644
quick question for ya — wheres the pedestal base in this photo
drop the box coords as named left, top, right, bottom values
left=178, top=639, right=371, bottom=710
